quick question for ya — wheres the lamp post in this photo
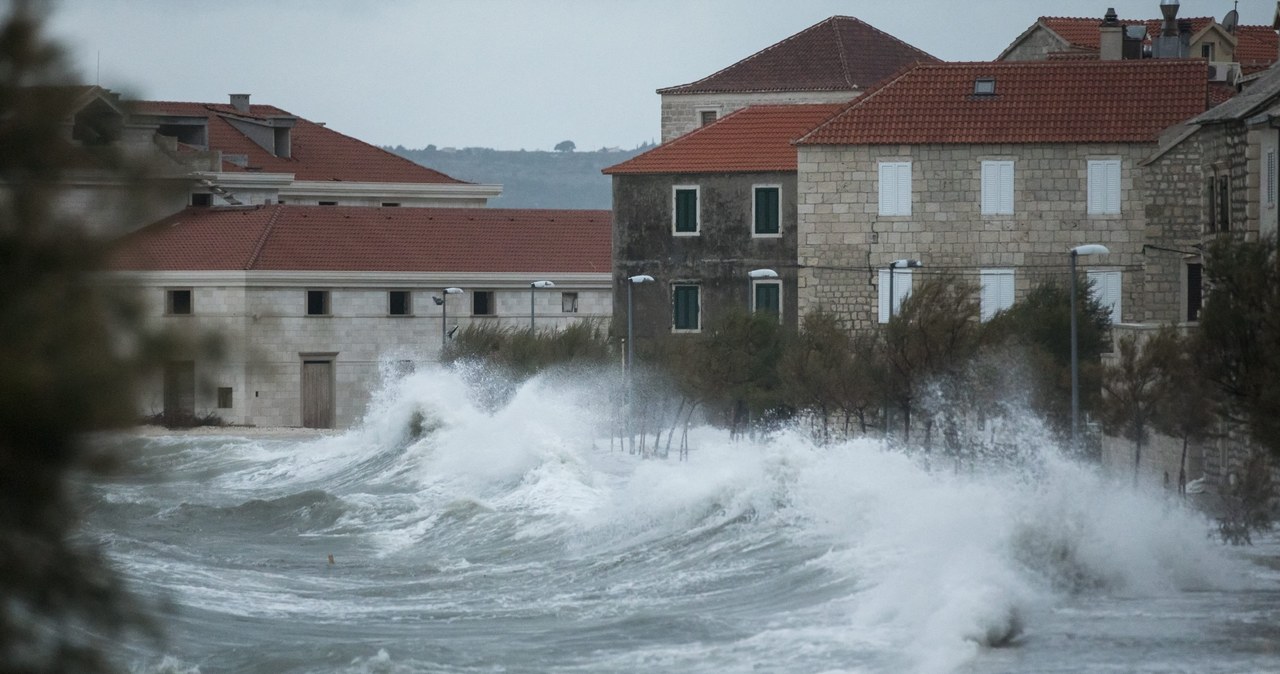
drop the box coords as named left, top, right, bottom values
left=747, top=268, right=778, bottom=312
left=887, top=259, right=922, bottom=321
left=434, top=287, right=463, bottom=349
left=626, top=275, right=655, bottom=373
left=1069, top=244, right=1109, bottom=451
left=529, top=280, right=554, bottom=330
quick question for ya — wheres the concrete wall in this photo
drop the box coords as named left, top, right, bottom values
left=128, top=275, right=612, bottom=428
left=797, top=142, right=1154, bottom=331
left=660, top=91, right=857, bottom=143
left=611, top=171, right=799, bottom=344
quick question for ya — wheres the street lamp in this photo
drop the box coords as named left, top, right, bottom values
left=626, top=275, right=655, bottom=372
left=529, top=280, right=554, bottom=330
left=747, top=268, right=778, bottom=312
left=887, top=259, right=921, bottom=321
left=433, top=287, right=463, bottom=349
left=1070, top=244, right=1109, bottom=451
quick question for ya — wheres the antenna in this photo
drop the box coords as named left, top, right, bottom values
left=96, top=50, right=100, bottom=85
left=1222, top=5, right=1238, bottom=34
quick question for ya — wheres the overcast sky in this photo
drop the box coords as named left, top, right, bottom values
left=42, top=0, right=1273, bottom=151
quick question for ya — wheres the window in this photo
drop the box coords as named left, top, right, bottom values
left=673, top=186, right=699, bottom=234
left=1186, top=263, right=1202, bottom=323
left=561, top=292, right=579, bottom=313
left=699, top=110, right=718, bottom=126
left=979, top=269, right=1014, bottom=321
left=753, top=185, right=781, bottom=236
left=217, top=387, right=233, bottom=409
left=1207, top=176, right=1218, bottom=231
left=672, top=284, right=700, bottom=332
left=1217, top=175, right=1230, bottom=230
left=1268, top=150, right=1276, bottom=207
left=318, top=201, right=337, bottom=206
left=974, top=77, right=996, bottom=96
left=877, top=268, right=913, bottom=323
left=878, top=161, right=911, bottom=216
left=1087, top=270, right=1122, bottom=325
left=166, top=289, right=192, bottom=315
left=388, top=290, right=412, bottom=316
left=753, top=280, right=781, bottom=318
left=1087, top=159, right=1121, bottom=215
left=1201, top=43, right=1214, bottom=59
left=472, top=290, right=495, bottom=316
left=306, top=290, right=330, bottom=316
left=381, top=202, right=400, bottom=207
left=190, top=193, right=212, bottom=207
left=981, top=160, right=1014, bottom=215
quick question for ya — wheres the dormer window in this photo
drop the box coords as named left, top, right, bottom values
left=974, top=78, right=996, bottom=96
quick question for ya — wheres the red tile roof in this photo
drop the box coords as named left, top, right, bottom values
left=108, top=206, right=611, bottom=274
left=130, top=101, right=465, bottom=184
left=602, top=104, right=844, bottom=175
left=797, top=59, right=1211, bottom=146
left=1039, top=17, right=1277, bottom=67
left=658, top=16, right=937, bottom=95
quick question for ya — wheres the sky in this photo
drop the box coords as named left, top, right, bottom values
left=41, top=0, right=1276, bottom=151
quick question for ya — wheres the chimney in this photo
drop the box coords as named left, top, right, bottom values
left=1100, top=8, right=1123, bottom=60
left=229, top=93, right=250, bottom=114
left=1153, top=0, right=1185, bottom=58
left=1160, top=0, right=1179, bottom=37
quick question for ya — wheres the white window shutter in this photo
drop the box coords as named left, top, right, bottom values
left=878, top=268, right=890, bottom=323
left=1105, top=160, right=1121, bottom=214
left=999, top=161, right=1014, bottom=214
left=1087, top=270, right=1122, bottom=324
left=981, top=162, right=998, bottom=214
left=1088, top=159, right=1121, bottom=214
left=979, top=269, right=1014, bottom=320
left=879, top=164, right=895, bottom=216
left=1267, top=150, right=1276, bottom=206
left=1087, top=161, right=1103, bottom=214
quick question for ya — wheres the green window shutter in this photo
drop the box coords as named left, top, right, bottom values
left=754, top=187, right=779, bottom=235
left=675, top=189, right=698, bottom=233
left=754, top=283, right=780, bottom=315
left=673, top=285, right=700, bottom=330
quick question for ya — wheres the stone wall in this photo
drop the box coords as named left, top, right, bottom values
left=126, top=276, right=612, bottom=428
left=659, top=91, right=857, bottom=143
left=797, top=142, right=1154, bottom=332
left=998, top=28, right=1069, bottom=62
left=611, top=171, right=799, bottom=342
left=1139, top=129, right=1206, bottom=323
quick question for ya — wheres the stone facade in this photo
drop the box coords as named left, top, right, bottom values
left=120, top=272, right=612, bottom=428
left=611, top=172, right=799, bottom=342
left=660, top=91, right=856, bottom=143
left=998, top=27, right=1070, bottom=62
left=797, top=142, right=1154, bottom=331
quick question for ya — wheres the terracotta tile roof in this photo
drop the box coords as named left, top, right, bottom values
left=130, top=101, right=465, bottom=184
left=657, top=16, right=937, bottom=95
left=602, top=103, right=844, bottom=175
left=1039, top=17, right=1277, bottom=67
left=797, top=59, right=1211, bottom=146
left=108, top=205, right=611, bottom=274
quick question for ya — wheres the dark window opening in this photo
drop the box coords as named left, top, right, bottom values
left=674, top=188, right=698, bottom=233
left=217, top=387, right=233, bottom=409
left=754, top=186, right=780, bottom=235
left=389, top=290, right=412, bottom=316
left=167, top=289, right=192, bottom=315
left=473, top=291, right=495, bottom=316
left=1187, top=263, right=1202, bottom=322
left=1207, top=177, right=1217, bottom=232
left=754, top=283, right=781, bottom=316
left=190, top=193, right=213, bottom=207
left=307, top=290, right=330, bottom=316
left=561, top=292, right=579, bottom=313
left=672, top=285, right=700, bottom=331
left=1217, top=175, right=1230, bottom=231
left=318, top=201, right=337, bottom=206
left=699, top=110, right=717, bottom=126
left=381, top=202, right=401, bottom=207
left=974, top=78, right=996, bottom=96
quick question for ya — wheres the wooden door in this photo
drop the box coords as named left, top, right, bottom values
left=163, top=360, right=195, bottom=423
left=301, top=360, right=334, bottom=428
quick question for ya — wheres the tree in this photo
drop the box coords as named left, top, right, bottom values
left=554, top=139, right=576, bottom=153
left=0, top=2, right=173, bottom=669
left=1196, top=235, right=1280, bottom=458
left=1147, top=326, right=1215, bottom=496
left=1100, top=331, right=1166, bottom=485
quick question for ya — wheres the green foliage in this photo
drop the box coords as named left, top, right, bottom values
left=1196, top=235, right=1280, bottom=458
left=983, top=279, right=1111, bottom=435
left=0, top=2, right=170, bottom=669
left=554, top=140, right=576, bottom=152
left=1100, top=331, right=1167, bottom=483
left=672, top=308, right=790, bottom=435
left=442, top=320, right=612, bottom=379
left=1145, top=326, right=1216, bottom=494
left=1216, top=451, right=1275, bottom=545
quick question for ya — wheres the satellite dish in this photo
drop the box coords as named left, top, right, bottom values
left=1222, top=8, right=1238, bottom=33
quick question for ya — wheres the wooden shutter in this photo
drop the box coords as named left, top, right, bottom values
left=673, top=285, right=699, bottom=330
left=754, top=187, right=779, bottom=235
left=878, top=268, right=913, bottom=323
left=981, top=161, right=1013, bottom=215
left=896, top=163, right=911, bottom=215
left=879, top=162, right=911, bottom=216
left=302, top=360, right=334, bottom=429
left=754, top=282, right=780, bottom=316
left=675, top=188, right=698, bottom=233
left=1186, top=263, right=1202, bottom=322
left=1087, top=159, right=1120, bottom=214
left=980, top=269, right=1014, bottom=320
left=1087, top=270, right=1122, bottom=324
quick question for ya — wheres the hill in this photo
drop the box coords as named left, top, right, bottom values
left=388, top=144, right=654, bottom=210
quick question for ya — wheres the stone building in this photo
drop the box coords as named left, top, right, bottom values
left=108, top=206, right=612, bottom=428
left=792, top=59, right=1214, bottom=332
left=656, top=16, right=936, bottom=143
left=998, top=4, right=1278, bottom=75
left=604, top=104, right=842, bottom=345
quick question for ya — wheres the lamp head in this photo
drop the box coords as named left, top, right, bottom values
left=628, top=274, right=655, bottom=284
left=1071, top=244, right=1110, bottom=257
left=890, top=259, right=922, bottom=268
left=443, top=287, right=463, bottom=295
left=747, top=268, right=779, bottom=279
left=530, top=280, right=555, bottom=289
left=432, top=296, right=444, bottom=306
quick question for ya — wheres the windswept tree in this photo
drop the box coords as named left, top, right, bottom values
left=689, top=308, right=789, bottom=437
left=1100, top=331, right=1167, bottom=485
left=1147, top=326, right=1216, bottom=495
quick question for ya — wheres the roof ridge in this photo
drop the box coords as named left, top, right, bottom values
left=246, top=204, right=282, bottom=270
left=832, top=19, right=856, bottom=89
left=657, top=16, right=838, bottom=94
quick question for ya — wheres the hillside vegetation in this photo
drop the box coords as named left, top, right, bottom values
left=388, top=144, right=653, bottom=210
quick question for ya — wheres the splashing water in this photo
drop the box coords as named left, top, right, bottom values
left=90, top=366, right=1279, bottom=674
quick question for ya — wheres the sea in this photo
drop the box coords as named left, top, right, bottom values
left=83, top=366, right=1280, bottom=674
